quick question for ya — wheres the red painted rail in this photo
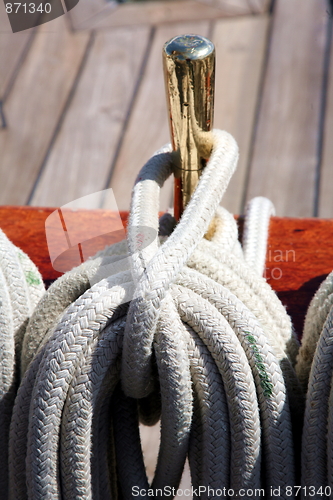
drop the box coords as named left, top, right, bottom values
left=1, top=206, right=332, bottom=339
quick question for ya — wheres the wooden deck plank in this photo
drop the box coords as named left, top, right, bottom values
left=0, top=1, right=35, bottom=98
left=106, top=21, right=211, bottom=213
left=67, top=0, right=107, bottom=30
left=30, top=26, right=150, bottom=208
left=69, top=0, right=271, bottom=31
left=212, top=15, right=269, bottom=214
left=318, top=20, right=333, bottom=218
left=246, top=0, right=328, bottom=217
left=0, top=16, right=89, bottom=205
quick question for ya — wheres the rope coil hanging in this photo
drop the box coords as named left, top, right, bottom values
left=0, top=229, right=45, bottom=496
left=296, top=271, right=333, bottom=498
left=4, top=128, right=304, bottom=500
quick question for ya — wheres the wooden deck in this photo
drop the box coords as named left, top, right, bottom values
left=0, top=0, right=332, bottom=217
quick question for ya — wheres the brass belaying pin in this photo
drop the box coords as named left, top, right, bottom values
left=163, top=34, right=215, bottom=220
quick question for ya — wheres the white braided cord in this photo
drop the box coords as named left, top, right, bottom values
left=296, top=269, right=333, bottom=498
left=0, top=229, right=45, bottom=498
left=2, top=129, right=304, bottom=500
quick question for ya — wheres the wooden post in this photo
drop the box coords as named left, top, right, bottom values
left=163, top=34, right=215, bottom=220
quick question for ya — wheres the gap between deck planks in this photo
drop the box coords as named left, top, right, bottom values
left=69, top=0, right=271, bottom=31
left=0, top=16, right=89, bottom=205
left=213, top=14, right=269, bottom=214
left=106, top=16, right=268, bottom=213
left=0, top=1, right=35, bottom=100
left=246, top=0, right=329, bottom=217
left=318, top=14, right=333, bottom=218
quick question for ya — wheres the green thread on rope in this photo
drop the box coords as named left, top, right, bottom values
left=24, top=270, right=42, bottom=286
left=17, top=250, right=42, bottom=286
left=246, top=333, right=273, bottom=398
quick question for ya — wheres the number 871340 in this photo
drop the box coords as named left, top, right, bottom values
left=5, top=3, right=51, bottom=14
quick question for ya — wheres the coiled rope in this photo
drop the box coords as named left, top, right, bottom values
left=296, top=271, right=333, bottom=497
left=3, top=129, right=304, bottom=500
left=0, top=231, right=45, bottom=496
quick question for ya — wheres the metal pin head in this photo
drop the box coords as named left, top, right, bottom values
left=163, top=34, right=215, bottom=219
left=164, top=34, right=215, bottom=61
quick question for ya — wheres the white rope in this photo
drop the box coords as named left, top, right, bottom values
left=0, top=230, right=45, bottom=498
left=242, top=196, right=275, bottom=277
left=3, top=129, right=304, bottom=500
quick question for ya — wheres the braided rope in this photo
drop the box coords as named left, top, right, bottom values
left=0, top=229, right=45, bottom=499
left=242, top=196, right=275, bottom=277
left=296, top=270, right=333, bottom=498
left=4, top=129, right=304, bottom=500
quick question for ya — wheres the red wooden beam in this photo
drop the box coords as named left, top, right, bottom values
left=1, top=206, right=332, bottom=339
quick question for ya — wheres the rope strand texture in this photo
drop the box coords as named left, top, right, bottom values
left=7, top=129, right=301, bottom=500
left=0, top=229, right=45, bottom=499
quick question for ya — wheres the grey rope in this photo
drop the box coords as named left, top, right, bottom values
left=296, top=270, right=333, bottom=498
left=0, top=229, right=45, bottom=500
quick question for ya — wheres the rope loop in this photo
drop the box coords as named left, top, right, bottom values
left=296, top=270, right=333, bottom=496
left=122, top=129, right=239, bottom=398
